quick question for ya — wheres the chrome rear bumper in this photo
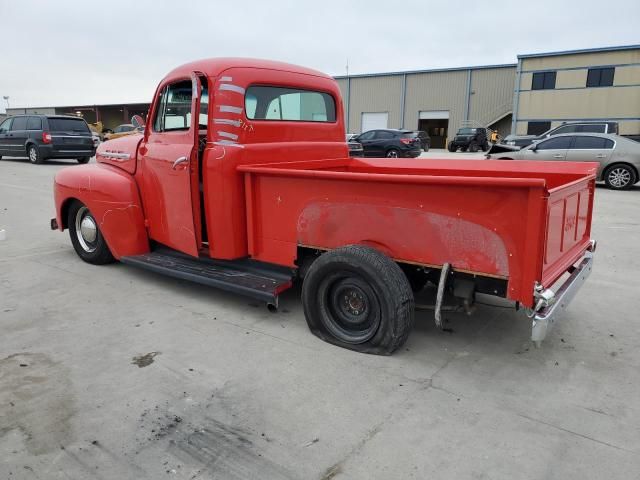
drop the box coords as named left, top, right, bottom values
left=531, top=242, right=595, bottom=343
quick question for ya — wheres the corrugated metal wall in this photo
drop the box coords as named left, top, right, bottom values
left=347, top=75, right=403, bottom=132
left=403, top=70, right=467, bottom=132
left=335, top=65, right=516, bottom=136
left=468, top=68, right=516, bottom=126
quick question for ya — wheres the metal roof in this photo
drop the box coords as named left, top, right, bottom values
left=518, top=44, right=640, bottom=59
left=333, top=63, right=516, bottom=80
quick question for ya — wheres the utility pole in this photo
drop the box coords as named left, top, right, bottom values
left=2, top=96, right=9, bottom=113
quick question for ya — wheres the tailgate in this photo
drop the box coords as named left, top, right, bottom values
left=540, top=175, right=595, bottom=287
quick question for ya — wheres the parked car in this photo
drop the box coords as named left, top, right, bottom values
left=414, top=130, right=431, bottom=151
left=448, top=127, right=489, bottom=152
left=503, top=121, right=619, bottom=148
left=51, top=58, right=596, bottom=355
left=103, top=124, right=140, bottom=141
left=354, top=129, right=422, bottom=158
left=486, top=132, right=640, bottom=190
left=0, top=114, right=95, bottom=164
left=346, top=134, right=364, bottom=157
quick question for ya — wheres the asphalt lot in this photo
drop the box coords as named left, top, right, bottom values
left=1, top=153, right=640, bottom=479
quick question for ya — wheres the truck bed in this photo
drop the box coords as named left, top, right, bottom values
left=239, top=157, right=597, bottom=307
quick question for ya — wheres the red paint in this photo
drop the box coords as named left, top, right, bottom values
left=52, top=58, right=597, bottom=308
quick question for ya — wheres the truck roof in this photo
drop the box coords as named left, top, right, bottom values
left=163, top=57, right=332, bottom=81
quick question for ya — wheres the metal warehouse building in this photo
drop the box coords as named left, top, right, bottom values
left=336, top=44, right=640, bottom=146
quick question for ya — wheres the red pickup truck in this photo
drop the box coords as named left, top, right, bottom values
left=51, top=58, right=597, bottom=355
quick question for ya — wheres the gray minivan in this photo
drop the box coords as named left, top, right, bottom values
left=0, top=114, right=96, bottom=164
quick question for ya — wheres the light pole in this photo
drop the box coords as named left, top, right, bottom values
left=2, top=96, right=9, bottom=112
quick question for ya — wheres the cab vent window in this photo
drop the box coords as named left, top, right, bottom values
left=531, top=71, right=556, bottom=90
left=245, top=86, right=336, bottom=122
left=586, top=67, right=615, bottom=87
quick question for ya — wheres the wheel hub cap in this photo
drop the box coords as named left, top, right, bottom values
left=609, top=168, right=630, bottom=188
left=75, top=206, right=98, bottom=253
left=80, top=216, right=97, bottom=243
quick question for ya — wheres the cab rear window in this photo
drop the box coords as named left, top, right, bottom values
left=48, top=118, right=90, bottom=133
left=245, top=86, right=336, bottom=122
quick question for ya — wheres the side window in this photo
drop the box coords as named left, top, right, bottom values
left=375, top=131, right=394, bottom=140
left=358, top=131, right=375, bottom=141
left=0, top=118, right=12, bottom=133
left=552, top=125, right=579, bottom=135
left=572, top=136, right=612, bottom=149
left=199, top=76, right=209, bottom=128
left=123, top=126, right=135, bottom=132
left=527, top=121, right=551, bottom=135
left=532, top=71, right=556, bottom=90
left=245, top=86, right=336, bottom=122
left=11, top=117, right=28, bottom=130
left=578, top=124, right=605, bottom=133
left=537, top=136, right=573, bottom=150
left=153, top=80, right=193, bottom=132
left=586, top=67, right=615, bottom=87
left=26, top=117, right=42, bottom=130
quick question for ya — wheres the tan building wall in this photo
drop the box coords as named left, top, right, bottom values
left=514, top=46, right=640, bottom=136
left=335, top=65, right=515, bottom=135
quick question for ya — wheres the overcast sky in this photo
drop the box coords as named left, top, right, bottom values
left=0, top=0, right=638, bottom=111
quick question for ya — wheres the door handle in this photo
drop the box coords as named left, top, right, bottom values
left=172, top=156, right=188, bottom=169
left=596, top=154, right=606, bottom=158
left=552, top=154, right=564, bottom=158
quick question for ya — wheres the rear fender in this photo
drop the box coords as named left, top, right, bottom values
left=54, top=164, right=149, bottom=259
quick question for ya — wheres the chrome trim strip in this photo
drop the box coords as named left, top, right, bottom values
left=99, top=151, right=130, bottom=159
left=58, top=150, right=94, bottom=153
left=213, top=119, right=241, bottom=127
left=212, top=141, right=244, bottom=148
left=219, top=105, right=243, bottom=114
left=220, top=76, right=233, bottom=82
left=219, top=84, right=245, bottom=94
left=217, top=131, right=238, bottom=140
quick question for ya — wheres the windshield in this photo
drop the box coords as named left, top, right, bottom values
left=457, top=128, right=476, bottom=135
left=49, top=118, right=90, bottom=133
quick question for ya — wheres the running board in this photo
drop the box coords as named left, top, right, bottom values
left=120, top=249, right=294, bottom=306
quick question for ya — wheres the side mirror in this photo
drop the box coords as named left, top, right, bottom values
left=530, top=144, right=538, bottom=152
left=131, top=115, right=145, bottom=129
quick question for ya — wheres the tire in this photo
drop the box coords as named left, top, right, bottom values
left=27, top=144, right=43, bottom=164
left=386, top=149, right=400, bottom=158
left=67, top=201, right=115, bottom=265
left=77, top=157, right=90, bottom=164
left=447, top=142, right=456, bottom=152
left=603, top=164, right=637, bottom=190
left=301, top=245, right=414, bottom=355
left=469, top=141, right=479, bottom=153
left=481, top=142, right=489, bottom=152
left=460, top=146, right=468, bottom=152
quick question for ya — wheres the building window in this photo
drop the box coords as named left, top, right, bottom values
left=531, top=71, right=556, bottom=90
left=586, top=67, right=615, bottom=87
left=527, top=121, right=551, bottom=135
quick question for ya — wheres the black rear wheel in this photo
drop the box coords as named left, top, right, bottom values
left=77, top=157, right=90, bottom=164
left=302, top=245, right=414, bottom=355
left=386, top=149, right=400, bottom=158
left=28, top=144, right=43, bottom=164
left=604, top=164, right=637, bottom=190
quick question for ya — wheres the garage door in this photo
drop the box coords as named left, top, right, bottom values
left=361, top=112, right=388, bottom=133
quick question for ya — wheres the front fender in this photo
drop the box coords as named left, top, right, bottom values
left=54, top=163, right=149, bottom=259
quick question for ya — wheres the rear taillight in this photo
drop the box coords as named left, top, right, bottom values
left=400, top=138, right=413, bottom=145
left=42, top=132, right=52, bottom=144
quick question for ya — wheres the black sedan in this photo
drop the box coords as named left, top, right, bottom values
left=352, top=129, right=422, bottom=158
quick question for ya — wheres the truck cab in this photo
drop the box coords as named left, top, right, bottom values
left=52, top=58, right=597, bottom=355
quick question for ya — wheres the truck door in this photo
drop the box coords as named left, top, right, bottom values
left=139, top=75, right=201, bottom=257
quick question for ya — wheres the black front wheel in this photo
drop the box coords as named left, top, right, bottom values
left=447, top=142, right=456, bottom=152
left=67, top=200, right=115, bottom=265
left=302, top=245, right=414, bottom=355
left=469, top=141, right=479, bottom=153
